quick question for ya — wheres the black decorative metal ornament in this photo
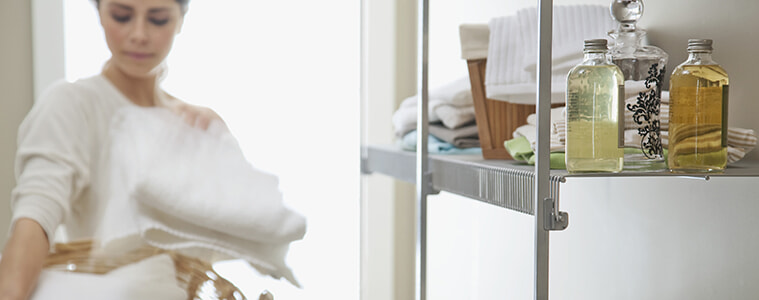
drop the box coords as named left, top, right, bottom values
left=625, top=63, right=664, bottom=159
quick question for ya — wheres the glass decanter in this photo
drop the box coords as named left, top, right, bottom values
left=608, top=0, right=669, bottom=170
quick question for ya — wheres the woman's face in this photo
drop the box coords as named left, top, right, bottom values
left=99, top=0, right=184, bottom=79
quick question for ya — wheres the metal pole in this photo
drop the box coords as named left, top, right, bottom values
left=535, top=0, right=553, bottom=299
left=415, top=0, right=430, bottom=299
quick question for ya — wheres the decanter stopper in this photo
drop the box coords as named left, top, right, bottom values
left=610, top=0, right=643, bottom=32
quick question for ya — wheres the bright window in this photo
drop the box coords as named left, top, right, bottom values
left=63, top=1, right=360, bottom=298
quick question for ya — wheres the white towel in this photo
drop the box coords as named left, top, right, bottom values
left=459, top=23, right=490, bottom=60
left=485, top=5, right=615, bottom=105
left=525, top=106, right=566, bottom=127
left=392, top=76, right=476, bottom=137
left=512, top=123, right=565, bottom=153
left=514, top=107, right=567, bottom=153
left=555, top=115, right=757, bottom=164
left=94, top=107, right=306, bottom=287
left=518, top=5, right=615, bottom=74
left=31, top=254, right=186, bottom=300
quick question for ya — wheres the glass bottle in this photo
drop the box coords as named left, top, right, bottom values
left=608, top=0, right=669, bottom=170
left=668, top=39, right=729, bottom=173
left=565, top=39, right=625, bottom=173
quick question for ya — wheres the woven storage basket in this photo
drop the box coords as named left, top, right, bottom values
left=43, top=239, right=253, bottom=300
left=460, top=24, right=564, bottom=160
left=466, top=59, right=565, bottom=160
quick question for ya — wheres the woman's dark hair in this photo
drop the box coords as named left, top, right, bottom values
left=93, top=0, right=190, bottom=14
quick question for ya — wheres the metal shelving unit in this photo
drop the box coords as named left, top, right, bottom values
left=359, top=1, right=563, bottom=299
left=360, top=0, right=759, bottom=299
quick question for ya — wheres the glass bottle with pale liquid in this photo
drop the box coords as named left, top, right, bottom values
left=668, top=39, right=729, bottom=172
left=565, top=39, right=625, bottom=173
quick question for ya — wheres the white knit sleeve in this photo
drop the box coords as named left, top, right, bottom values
left=10, top=81, right=92, bottom=245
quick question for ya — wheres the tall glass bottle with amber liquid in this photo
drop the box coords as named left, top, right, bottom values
left=668, top=39, right=729, bottom=172
left=565, top=39, right=625, bottom=173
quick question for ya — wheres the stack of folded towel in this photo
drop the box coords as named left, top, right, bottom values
left=507, top=92, right=758, bottom=168
left=392, top=77, right=481, bottom=154
left=504, top=107, right=567, bottom=168
left=485, top=5, right=615, bottom=104
left=32, top=254, right=186, bottom=300
left=94, top=107, right=307, bottom=287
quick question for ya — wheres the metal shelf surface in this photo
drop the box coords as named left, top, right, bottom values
left=361, top=144, right=759, bottom=215
left=362, top=145, right=563, bottom=215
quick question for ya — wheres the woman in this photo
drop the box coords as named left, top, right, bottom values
left=0, top=0, right=220, bottom=298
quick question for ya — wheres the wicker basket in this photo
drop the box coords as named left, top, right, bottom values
left=43, top=239, right=262, bottom=300
left=466, top=59, right=565, bottom=160
left=460, top=24, right=563, bottom=160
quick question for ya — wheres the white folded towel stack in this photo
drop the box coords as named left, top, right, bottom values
left=485, top=5, right=615, bottom=105
left=549, top=92, right=758, bottom=164
left=392, top=76, right=476, bottom=137
left=31, top=254, right=187, bottom=300
left=513, top=107, right=567, bottom=153
left=94, top=107, right=306, bottom=287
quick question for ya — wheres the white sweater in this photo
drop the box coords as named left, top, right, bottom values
left=11, top=75, right=136, bottom=245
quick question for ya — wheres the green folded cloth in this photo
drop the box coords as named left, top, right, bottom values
left=504, top=137, right=670, bottom=170
left=503, top=136, right=566, bottom=169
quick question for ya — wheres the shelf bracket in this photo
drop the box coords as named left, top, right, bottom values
left=544, top=197, right=568, bottom=231
left=422, top=171, right=440, bottom=195
left=359, top=157, right=371, bottom=175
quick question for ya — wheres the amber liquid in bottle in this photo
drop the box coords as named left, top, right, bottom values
left=668, top=64, right=729, bottom=172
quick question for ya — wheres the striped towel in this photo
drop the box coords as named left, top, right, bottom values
left=661, top=128, right=757, bottom=163
left=485, top=5, right=615, bottom=105
left=555, top=123, right=756, bottom=164
left=516, top=107, right=567, bottom=152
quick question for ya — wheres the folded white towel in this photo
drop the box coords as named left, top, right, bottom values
left=512, top=123, right=565, bottom=153
left=486, top=14, right=531, bottom=90
left=459, top=23, right=490, bottom=60
left=556, top=118, right=756, bottom=164
left=515, top=107, right=567, bottom=153
left=392, top=76, right=476, bottom=137
left=518, top=5, right=615, bottom=73
left=94, top=107, right=306, bottom=287
left=485, top=5, right=615, bottom=105
left=525, top=106, right=566, bottom=127
left=555, top=88, right=757, bottom=164
left=727, top=127, right=758, bottom=151
left=31, top=254, right=186, bottom=300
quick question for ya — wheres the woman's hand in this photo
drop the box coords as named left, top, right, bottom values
left=163, top=96, right=226, bottom=131
left=175, top=102, right=225, bottom=130
left=0, top=219, right=50, bottom=300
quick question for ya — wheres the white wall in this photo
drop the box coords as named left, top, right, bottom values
left=0, top=0, right=34, bottom=249
left=551, top=177, right=759, bottom=299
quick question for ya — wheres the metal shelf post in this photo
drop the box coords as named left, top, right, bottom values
left=534, top=0, right=554, bottom=299
left=415, top=0, right=430, bottom=299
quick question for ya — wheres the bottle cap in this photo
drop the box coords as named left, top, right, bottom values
left=687, top=39, right=713, bottom=52
left=584, top=39, right=609, bottom=51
